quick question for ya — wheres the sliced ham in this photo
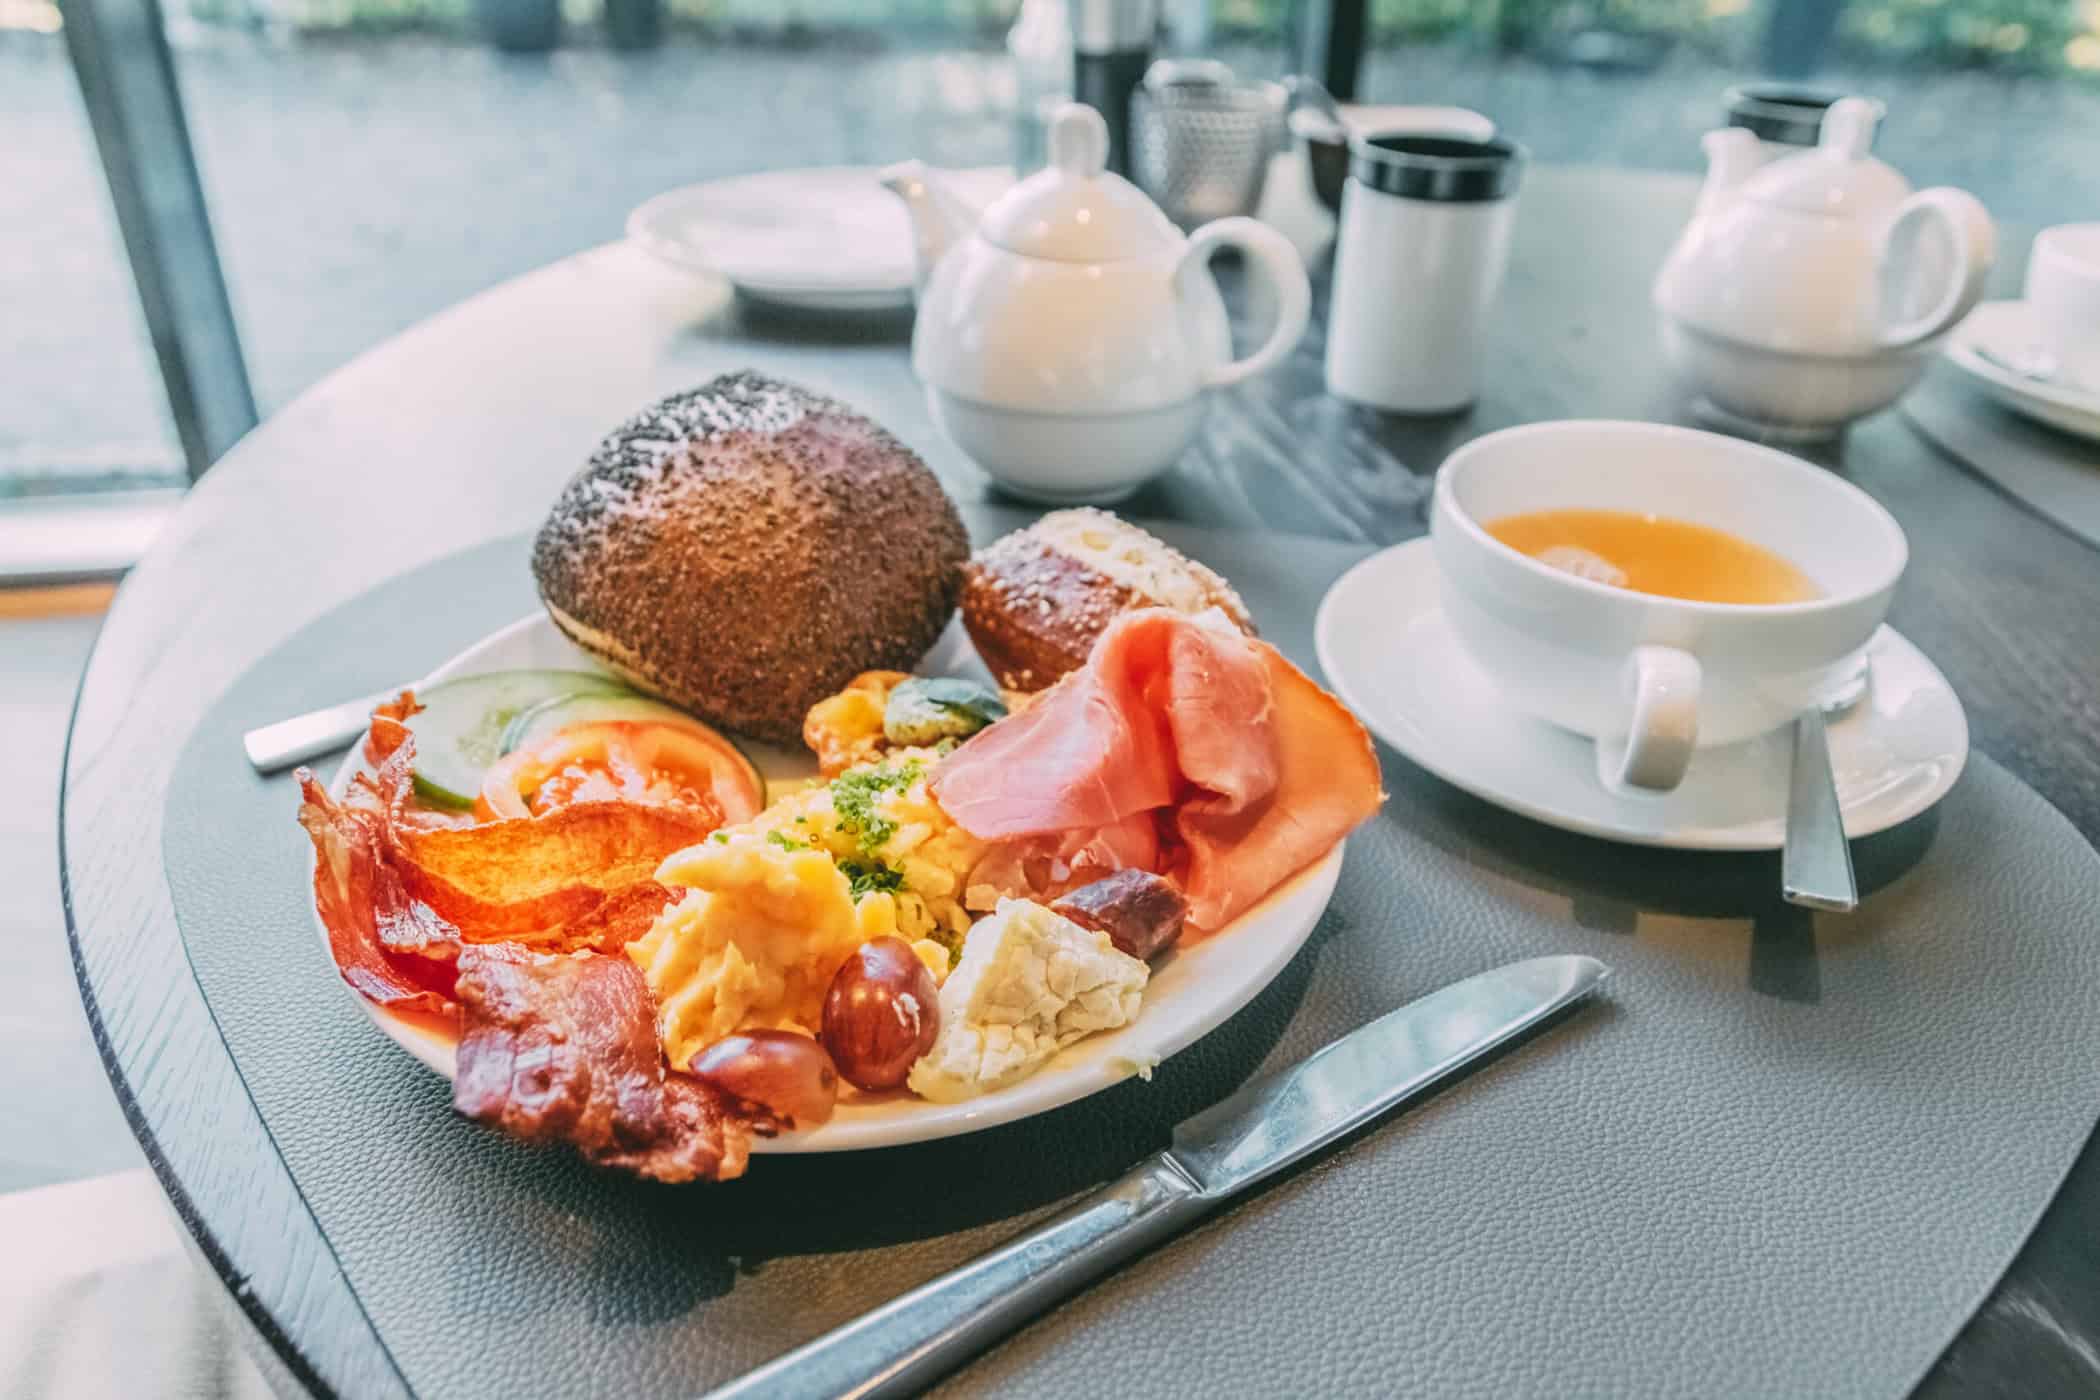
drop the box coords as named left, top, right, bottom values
left=933, top=623, right=1182, bottom=835
left=1177, top=647, right=1382, bottom=927
left=933, top=609, right=1381, bottom=930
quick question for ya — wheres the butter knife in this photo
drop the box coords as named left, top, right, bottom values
left=705, top=953, right=1610, bottom=1400
left=243, top=687, right=404, bottom=774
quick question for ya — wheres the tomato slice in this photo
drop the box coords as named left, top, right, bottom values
left=477, top=720, right=765, bottom=827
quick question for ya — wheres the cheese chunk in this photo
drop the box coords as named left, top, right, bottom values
left=907, top=898, right=1148, bottom=1104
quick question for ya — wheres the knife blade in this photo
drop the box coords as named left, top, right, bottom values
left=1169, top=952, right=1610, bottom=1195
left=703, top=954, right=1610, bottom=1400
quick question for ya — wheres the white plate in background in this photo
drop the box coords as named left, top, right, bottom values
left=627, top=166, right=1014, bottom=312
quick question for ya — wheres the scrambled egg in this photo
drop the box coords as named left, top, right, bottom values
left=907, top=899, right=1148, bottom=1104
left=629, top=751, right=991, bottom=1070
left=628, top=833, right=892, bottom=1068
left=738, top=753, right=989, bottom=956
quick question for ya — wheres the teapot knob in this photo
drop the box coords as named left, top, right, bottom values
left=1818, top=96, right=1885, bottom=161
left=1047, top=102, right=1110, bottom=179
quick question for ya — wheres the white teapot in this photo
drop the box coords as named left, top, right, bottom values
left=1654, top=97, right=1995, bottom=438
left=883, top=103, right=1310, bottom=503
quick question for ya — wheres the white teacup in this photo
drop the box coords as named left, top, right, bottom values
left=1429, top=421, right=1908, bottom=793
left=2028, top=224, right=2100, bottom=394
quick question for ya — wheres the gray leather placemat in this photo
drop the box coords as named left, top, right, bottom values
left=164, top=518, right=2100, bottom=1399
left=1906, top=364, right=2100, bottom=550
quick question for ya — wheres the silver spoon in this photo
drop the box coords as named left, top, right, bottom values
left=1782, top=668, right=1869, bottom=912
left=1972, top=342, right=2062, bottom=384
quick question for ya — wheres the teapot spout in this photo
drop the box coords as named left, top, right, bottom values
left=1694, top=128, right=1763, bottom=218
left=880, top=161, right=977, bottom=300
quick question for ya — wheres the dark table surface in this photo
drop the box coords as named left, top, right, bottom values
left=63, top=164, right=2100, bottom=1398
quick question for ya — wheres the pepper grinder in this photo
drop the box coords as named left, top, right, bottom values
left=1072, top=0, right=1158, bottom=177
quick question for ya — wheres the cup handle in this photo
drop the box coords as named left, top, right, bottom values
left=1178, top=217, right=1313, bottom=389
left=1600, top=644, right=1702, bottom=793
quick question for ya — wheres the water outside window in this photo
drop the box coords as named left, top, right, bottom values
left=5, top=0, right=2096, bottom=501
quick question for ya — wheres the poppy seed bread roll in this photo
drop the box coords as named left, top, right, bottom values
left=532, top=372, right=968, bottom=743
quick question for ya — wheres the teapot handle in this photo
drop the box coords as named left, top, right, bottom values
left=1877, top=188, right=1996, bottom=350
left=1177, top=217, right=1312, bottom=389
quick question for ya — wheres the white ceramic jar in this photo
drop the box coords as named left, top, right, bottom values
left=1325, top=133, right=1525, bottom=414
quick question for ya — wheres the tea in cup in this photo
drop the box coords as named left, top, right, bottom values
left=1429, top=420, right=1908, bottom=792
left=2027, top=224, right=2100, bottom=395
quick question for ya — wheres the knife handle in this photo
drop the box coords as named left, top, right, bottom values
left=705, top=1155, right=1209, bottom=1400
left=243, top=688, right=400, bottom=774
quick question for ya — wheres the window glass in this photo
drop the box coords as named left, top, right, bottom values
left=2, top=30, right=183, bottom=497
left=28, top=0, right=2095, bottom=500
left=170, top=2, right=1019, bottom=418
left=1344, top=0, right=2097, bottom=225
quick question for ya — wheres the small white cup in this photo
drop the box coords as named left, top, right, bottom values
left=1429, top=421, right=1908, bottom=793
left=2027, top=224, right=2100, bottom=394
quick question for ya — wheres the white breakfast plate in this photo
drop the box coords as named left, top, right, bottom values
left=1945, top=300, right=2100, bottom=445
left=323, top=611, right=1342, bottom=1153
left=625, top=166, right=1014, bottom=312
left=1315, top=539, right=1969, bottom=851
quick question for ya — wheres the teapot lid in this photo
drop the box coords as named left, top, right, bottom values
left=978, top=103, right=1182, bottom=262
left=1741, top=96, right=1911, bottom=217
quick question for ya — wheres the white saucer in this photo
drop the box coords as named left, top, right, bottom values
left=1945, top=300, right=2100, bottom=445
left=626, top=166, right=1012, bottom=312
left=1314, top=539, right=1970, bottom=851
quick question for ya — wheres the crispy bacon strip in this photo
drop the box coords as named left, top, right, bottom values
left=331, top=731, right=701, bottom=953
left=297, top=769, right=461, bottom=1012
left=302, top=724, right=721, bottom=1008
left=388, top=803, right=707, bottom=944
left=362, top=691, right=423, bottom=766
left=452, top=945, right=749, bottom=1183
left=301, top=720, right=752, bottom=1180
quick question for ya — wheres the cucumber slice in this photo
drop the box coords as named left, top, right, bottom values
left=403, top=670, right=626, bottom=809
left=500, top=693, right=767, bottom=808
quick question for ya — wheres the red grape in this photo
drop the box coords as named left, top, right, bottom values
left=689, top=1030, right=838, bottom=1129
left=822, top=938, right=940, bottom=1091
